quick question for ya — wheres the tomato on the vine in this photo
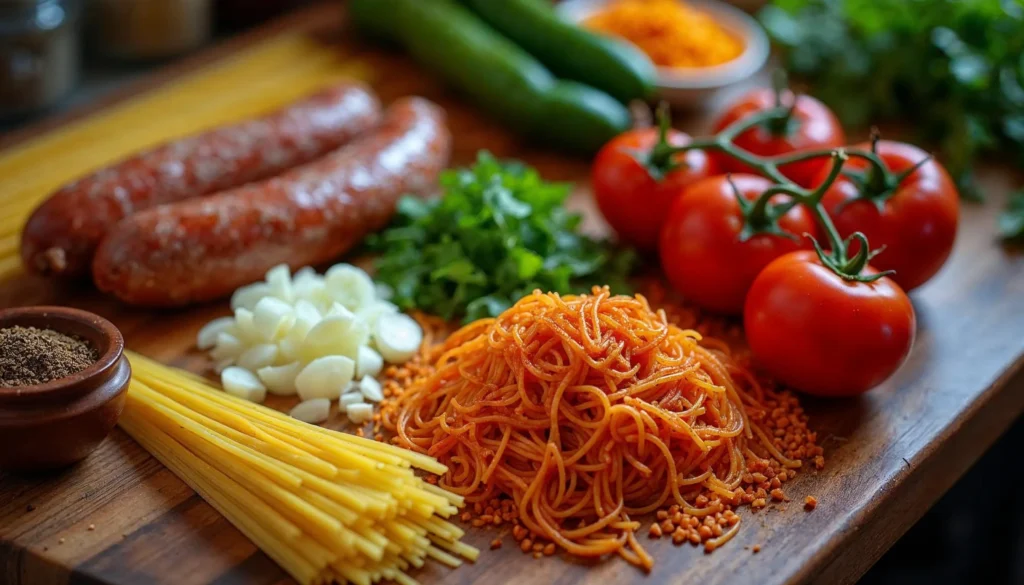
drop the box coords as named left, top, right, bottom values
left=744, top=250, right=916, bottom=397
left=592, top=127, right=719, bottom=251
left=659, top=174, right=818, bottom=315
left=712, top=89, right=845, bottom=188
left=818, top=140, right=959, bottom=291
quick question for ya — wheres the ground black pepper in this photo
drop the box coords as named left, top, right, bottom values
left=0, top=326, right=98, bottom=387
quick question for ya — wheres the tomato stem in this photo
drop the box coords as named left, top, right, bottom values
left=773, top=70, right=788, bottom=109
left=728, top=176, right=797, bottom=242
left=870, top=127, right=882, bottom=154
left=798, top=156, right=894, bottom=282
left=768, top=152, right=851, bottom=257
left=808, top=232, right=895, bottom=283
left=642, top=103, right=678, bottom=179
left=649, top=101, right=904, bottom=281
left=895, top=154, right=933, bottom=185
left=766, top=70, right=797, bottom=136
left=807, top=149, right=848, bottom=207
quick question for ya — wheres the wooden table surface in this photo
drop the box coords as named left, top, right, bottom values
left=2, top=4, right=1023, bottom=585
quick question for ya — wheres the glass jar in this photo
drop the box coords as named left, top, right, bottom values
left=0, top=0, right=81, bottom=119
left=89, top=0, right=212, bottom=61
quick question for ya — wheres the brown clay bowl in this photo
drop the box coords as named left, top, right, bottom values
left=0, top=306, right=131, bottom=473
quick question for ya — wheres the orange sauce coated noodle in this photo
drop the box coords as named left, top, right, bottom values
left=383, top=287, right=813, bottom=570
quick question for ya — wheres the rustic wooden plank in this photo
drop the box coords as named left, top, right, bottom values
left=1, top=3, right=1023, bottom=585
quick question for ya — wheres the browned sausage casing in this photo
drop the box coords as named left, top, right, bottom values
left=92, top=97, right=451, bottom=307
left=22, top=83, right=382, bottom=279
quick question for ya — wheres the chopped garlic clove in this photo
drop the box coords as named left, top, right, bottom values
left=277, top=337, right=302, bottom=364
left=221, top=367, right=266, bottom=402
left=214, top=263, right=419, bottom=405
left=374, top=313, right=423, bottom=363
left=210, top=332, right=243, bottom=362
left=234, top=308, right=263, bottom=344
left=295, top=355, right=355, bottom=401
left=358, top=375, right=384, bottom=402
left=289, top=398, right=331, bottom=424
left=288, top=314, right=319, bottom=344
left=294, top=273, right=327, bottom=304
left=237, top=344, right=279, bottom=372
left=339, top=392, right=365, bottom=409
left=265, top=264, right=294, bottom=304
left=253, top=297, right=295, bottom=341
left=356, top=346, right=384, bottom=378
left=325, top=263, right=376, bottom=312
left=197, top=316, right=235, bottom=350
left=342, top=320, right=371, bottom=359
left=294, top=299, right=322, bottom=323
left=325, top=302, right=356, bottom=319
left=231, top=282, right=270, bottom=311
left=346, top=403, right=373, bottom=424
left=293, top=266, right=318, bottom=286
left=258, top=362, right=301, bottom=396
left=302, top=312, right=364, bottom=361
left=356, top=301, right=399, bottom=330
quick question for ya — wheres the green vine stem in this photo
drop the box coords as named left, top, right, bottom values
left=766, top=69, right=798, bottom=136
left=651, top=104, right=902, bottom=283
left=835, top=137, right=934, bottom=213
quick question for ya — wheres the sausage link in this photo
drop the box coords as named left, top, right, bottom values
left=92, top=97, right=451, bottom=307
left=22, top=83, right=382, bottom=278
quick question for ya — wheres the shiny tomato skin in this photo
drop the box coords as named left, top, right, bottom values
left=712, top=89, right=845, bottom=187
left=744, top=250, right=916, bottom=397
left=592, top=127, right=718, bottom=252
left=659, top=174, right=818, bottom=315
left=818, top=140, right=959, bottom=291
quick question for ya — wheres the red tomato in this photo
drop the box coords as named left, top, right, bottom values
left=744, top=250, right=916, bottom=396
left=659, top=174, right=818, bottom=315
left=592, top=127, right=718, bottom=251
left=818, top=140, right=959, bottom=291
left=712, top=89, right=845, bottom=187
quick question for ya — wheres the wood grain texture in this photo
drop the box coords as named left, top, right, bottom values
left=2, top=3, right=1024, bottom=585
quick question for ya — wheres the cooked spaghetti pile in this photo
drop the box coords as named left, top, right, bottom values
left=380, top=287, right=820, bottom=570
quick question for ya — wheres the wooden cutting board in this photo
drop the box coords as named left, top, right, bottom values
left=2, top=4, right=1023, bottom=585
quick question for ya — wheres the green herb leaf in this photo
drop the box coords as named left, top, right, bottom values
left=370, top=151, right=635, bottom=322
left=760, top=0, right=1024, bottom=215
left=999, top=189, right=1024, bottom=240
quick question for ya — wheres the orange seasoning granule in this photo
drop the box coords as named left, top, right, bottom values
left=584, top=0, right=745, bottom=68
left=377, top=288, right=821, bottom=571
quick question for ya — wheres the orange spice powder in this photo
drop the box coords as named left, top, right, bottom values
left=585, top=0, right=744, bottom=68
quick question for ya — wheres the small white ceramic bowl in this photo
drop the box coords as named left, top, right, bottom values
left=557, top=0, right=770, bottom=108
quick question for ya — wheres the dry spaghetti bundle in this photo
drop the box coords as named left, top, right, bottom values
left=382, top=287, right=813, bottom=570
left=122, top=352, right=478, bottom=585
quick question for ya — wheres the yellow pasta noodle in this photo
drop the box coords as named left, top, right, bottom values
left=121, top=351, right=477, bottom=585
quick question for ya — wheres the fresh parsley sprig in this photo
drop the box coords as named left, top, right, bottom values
left=760, top=0, right=1024, bottom=231
left=368, top=151, right=635, bottom=322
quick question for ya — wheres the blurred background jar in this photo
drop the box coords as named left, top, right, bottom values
left=88, top=0, right=212, bottom=61
left=0, top=0, right=81, bottom=119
